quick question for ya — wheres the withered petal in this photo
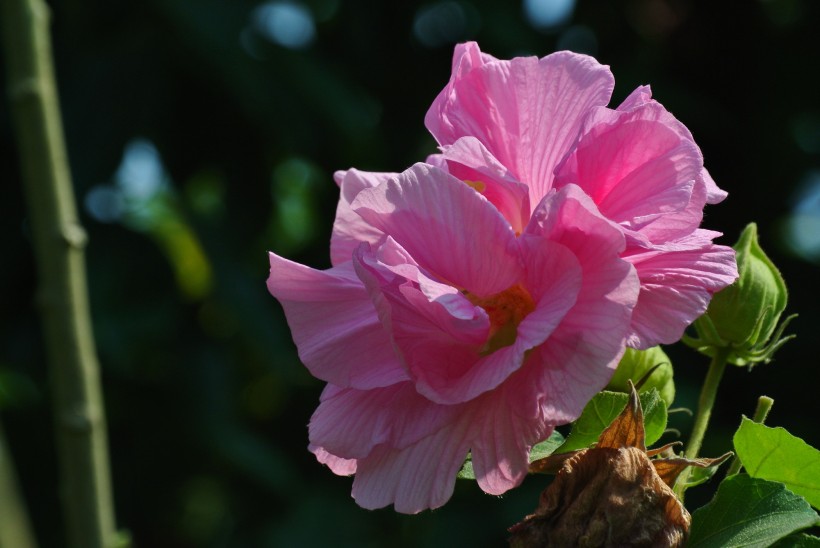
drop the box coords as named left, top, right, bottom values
left=529, top=450, right=582, bottom=474
left=597, top=381, right=646, bottom=451
left=646, top=441, right=683, bottom=458
left=652, top=452, right=733, bottom=487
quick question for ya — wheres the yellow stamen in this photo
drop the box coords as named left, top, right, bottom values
left=464, top=179, right=486, bottom=193
left=466, top=283, right=535, bottom=355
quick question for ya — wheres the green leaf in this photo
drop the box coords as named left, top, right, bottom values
left=457, top=431, right=564, bottom=480
left=734, top=417, right=820, bottom=509
left=457, top=459, right=475, bottom=480
left=554, top=389, right=667, bottom=454
left=772, top=533, right=820, bottom=547
left=528, top=430, right=565, bottom=462
left=688, top=475, right=819, bottom=548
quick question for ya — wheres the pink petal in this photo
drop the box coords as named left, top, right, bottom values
left=351, top=417, right=472, bottom=513
left=633, top=175, right=707, bottom=244
left=309, top=382, right=459, bottom=460
left=352, top=162, right=522, bottom=296
left=522, top=184, right=640, bottom=420
left=353, top=240, right=493, bottom=404
left=554, top=103, right=703, bottom=240
left=617, top=86, right=727, bottom=205
left=439, top=136, right=531, bottom=233
left=309, top=444, right=357, bottom=476
left=353, top=232, right=581, bottom=405
left=330, top=169, right=393, bottom=266
left=425, top=236, right=582, bottom=404
left=267, top=253, right=408, bottom=389
left=425, top=42, right=615, bottom=208
left=699, top=167, right=728, bottom=205
left=617, top=84, right=653, bottom=111
left=468, top=385, right=554, bottom=495
left=624, top=230, right=739, bottom=347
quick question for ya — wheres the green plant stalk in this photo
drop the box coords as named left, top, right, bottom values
left=0, top=418, right=38, bottom=548
left=1, top=0, right=117, bottom=547
left=725, top=396, right=774, bottom=477
left=674, top=347, right=731, bottom=500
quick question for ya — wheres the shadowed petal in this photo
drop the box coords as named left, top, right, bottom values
left=309, top=444, right=357, bottom=475
left=469, top=387, right=555, bottom=495
left=351, top=416, right=472, bottom=513
left=439, top=136, right=531, bottom=233
left=309, top=382, right=459, bottom=459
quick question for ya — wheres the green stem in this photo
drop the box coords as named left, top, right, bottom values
left=1, top=1, right=117, bottom=547
left=674, top=347, right=731, bottom=499
left=725, top=396, right=774, bottom=476
left=0, top=418, right=38, bottom=548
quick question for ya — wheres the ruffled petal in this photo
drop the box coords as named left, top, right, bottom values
left=523, top=184, right=640, bottom=421
left=624, top=230, right=739, bottom=347
left=352, top=162, right=522, bottom=296
left=351, top=414, right=472, bottom=513
left=425, top=42, right=615, bottom=208
left=267, top=254, right=408, bottom=389
left=617, top=86, right=727, bottom=205
left=352, top=239, right=492, bottom=404
left=330, top=169, right=393, bottom=266
left=554, top=102, right=702, bottom=240
left=468, top=384, right=554, bottom=495
left=309, top=382, right=459, bottom=460
left=438, top=136, right=531, bottom=233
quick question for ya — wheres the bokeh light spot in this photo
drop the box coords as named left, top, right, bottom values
left=85, top=185, right=125, bottom=223
left=784, top=170, right=820, bottom=261
left=523, top=0, right=575, bottom=30
left=252, top=1, right=316, bottom=50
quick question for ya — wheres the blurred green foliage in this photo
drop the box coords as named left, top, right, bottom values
left=1, top=0, right=819, bottom=546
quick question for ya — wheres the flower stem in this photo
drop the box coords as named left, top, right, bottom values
left=1, top=1, right=117, bottom=546
left=674, top=347, right=731, bottom=499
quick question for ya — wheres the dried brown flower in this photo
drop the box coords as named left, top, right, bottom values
left=509, top=384, right=730, bottom=547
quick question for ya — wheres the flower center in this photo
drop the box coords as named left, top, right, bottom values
left=466, top=283, right=535, bottom=355
left=463, top=179, right=487, bottom=193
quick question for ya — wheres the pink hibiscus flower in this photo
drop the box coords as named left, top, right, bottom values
left=267, top=43, right=737, bottom=513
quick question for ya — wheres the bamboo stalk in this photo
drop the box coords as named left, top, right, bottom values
left=1, top=0, right=117, bottom=546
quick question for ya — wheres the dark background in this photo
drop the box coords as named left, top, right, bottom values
left=2, top=0, right=819, bottom=546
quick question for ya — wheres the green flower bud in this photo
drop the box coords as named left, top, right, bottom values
left=606, top=347, right=675, bottom=407
left=689, top=223, right=795, bottom=366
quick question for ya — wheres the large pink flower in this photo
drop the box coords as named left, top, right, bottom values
left=267, top=43, right=738, bottom=513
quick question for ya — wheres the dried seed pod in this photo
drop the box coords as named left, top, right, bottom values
left=510, top=446, right=688, bottom=547
left=510, top=383, right=731, bottom=547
